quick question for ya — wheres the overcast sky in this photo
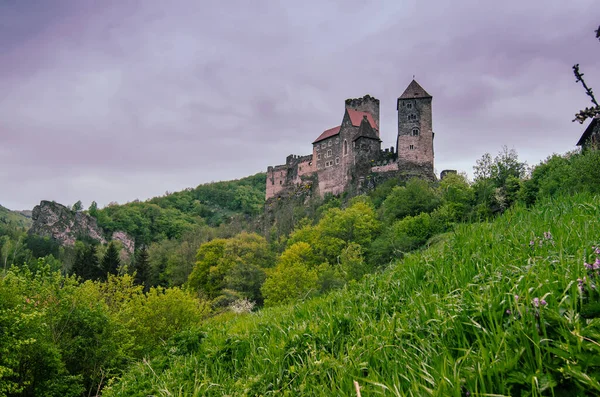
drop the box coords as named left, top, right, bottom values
left=1, top=0, right=598, bottom=210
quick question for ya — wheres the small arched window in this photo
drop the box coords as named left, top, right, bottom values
left=412, top=128, right=419, bottom=136
left=343, top=140, right=348, bottom=156
left=406, top=103, right=413, bottom=109
left=408, top=114, right=417, bottom=121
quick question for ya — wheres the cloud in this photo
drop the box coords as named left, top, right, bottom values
left=0, top=0, right=598, bottom=209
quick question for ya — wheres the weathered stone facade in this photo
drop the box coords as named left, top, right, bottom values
left=265, top=80, right=437, bottom=200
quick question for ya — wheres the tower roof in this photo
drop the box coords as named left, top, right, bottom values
left=346, top=109, right=378, bottom=130
left=398, top=79, right=432, bottom=100
left=353, top=115, right=381, bottom=142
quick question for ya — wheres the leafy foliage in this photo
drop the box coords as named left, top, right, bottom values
left=104, top=193, right=600, bottom=396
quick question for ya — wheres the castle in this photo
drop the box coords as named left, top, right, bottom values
left=266, top=80, right=436, bottom=200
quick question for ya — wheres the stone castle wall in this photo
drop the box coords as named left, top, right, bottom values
left=266, top=82, right=437, bottom=202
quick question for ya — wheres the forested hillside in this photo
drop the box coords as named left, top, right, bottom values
left=92, top=172, right=267, bottom=245
left=1, top=147, right=600, bottom=396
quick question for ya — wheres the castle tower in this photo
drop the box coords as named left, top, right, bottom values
left=345, top=95, right=380, bottom=132
left=396, top=80, right=434, bottom=172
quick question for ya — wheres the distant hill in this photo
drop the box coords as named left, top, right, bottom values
left=93, top=172, right=267, bottom=245
left=0, top=204, right=33, bottom=229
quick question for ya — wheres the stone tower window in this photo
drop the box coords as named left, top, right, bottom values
left=409, top=144, right=415, bottom=150
left=406, top=103, right=413, bottom=109
left=335, top=157, right=340, bottom=165
left=408, top=114, right=417, bottom=121
left=317, top=153, right=321, bottom=160
left=343, top=140, right=348, bottom=156
left=328, top=140, right=332, bottom=147
left=412, top=128, right=419, bottom=136
left=327, top=149, right=332, bottom=158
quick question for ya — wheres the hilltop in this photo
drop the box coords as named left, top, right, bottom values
left=0, top=204, right=32, bottom=229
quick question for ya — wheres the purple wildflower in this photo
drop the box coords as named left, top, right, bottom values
left=533, top=297, right=540, bottom=307
left=585, top=262, right=593, bottom=270
left=514, top=295, right=519, bottom=301
left=540, top=299, right=547, bottom=306
left=529, top=240, right=535, bottom=247
left=506, top=309, right=511, bottom=315
left=594, top=258, right=600, bottom=270
left=544, top=232, right=552, bottom=240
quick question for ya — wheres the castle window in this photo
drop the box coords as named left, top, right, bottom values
left=412, top=128, right=419, bottom=136
left=327, top=149, right=332, bottom=157
left=321, top=143, right=326, bottom=149
left=328, top=140, right=332, bottom=147
left=335, top=137, right=339, bottom=144
left=408, top=114, right=417, bottom=121
left=317, top=153, right=321, bottom=160
left=335, top=157, right=340, bottom=165
left=343, top=140, right=348, bottom=156
left=407, top=103, right=413, bottom=109
left=409, top=144, right=415, bottom=150
left=280, top=180, right=283, bottom=184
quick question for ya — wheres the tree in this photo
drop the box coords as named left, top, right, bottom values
left=100, top=242, right=121, bottom=279
left=72, top=200, right=83, bottom=212
left=88, top=201, right=98, bottom=218
left=572, top=25, right=600, bottom=124
left=261, top=242, right=320, bottom=307
left=133, top=246, right=150, bottom=291
left=380, top=178, right=441, bottom=223
left=71, top=244, right=101, bottom=281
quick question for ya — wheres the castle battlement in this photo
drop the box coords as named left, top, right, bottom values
left=265, top=80, right=435, bottom=201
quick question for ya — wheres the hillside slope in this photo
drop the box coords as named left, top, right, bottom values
left=93, top=173, right=266, bottom=245
left=0, top=204, right=32, bottom=228
left=105, top=192, right=600, bottom=396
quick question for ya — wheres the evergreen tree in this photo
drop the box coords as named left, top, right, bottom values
left=71, top=244, right=101, bottom=281
left=133, top=246, right=150, bottom=291
left=101, top=242, right=121, bottom=279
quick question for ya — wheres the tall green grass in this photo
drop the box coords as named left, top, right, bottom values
left=104, top=193, right=600, bottom=396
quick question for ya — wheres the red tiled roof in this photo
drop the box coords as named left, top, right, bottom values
left=313, top=126, right=341, bottom=144
left=346, top=109, right=378, bottom=130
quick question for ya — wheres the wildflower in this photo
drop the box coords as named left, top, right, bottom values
left=594, top=258, right=600, bottom=270
left=544, top=231, right=552, bottom=240
left=540, top=299, right=547, bottom=306
left=533, top=297, right=540, bottom=307
left=585, top=262, right=593, bottom=270
left=514, top=294, right=519, bottom=301
left=506, top=309, right=511, bottom=315
left=529, top=240, right=535, bottom=246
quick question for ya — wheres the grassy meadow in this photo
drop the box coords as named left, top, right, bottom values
left=104, top=192, right=600, bottom=396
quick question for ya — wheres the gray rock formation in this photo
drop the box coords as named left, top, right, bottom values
left=30, top=200, right=107, bottom=246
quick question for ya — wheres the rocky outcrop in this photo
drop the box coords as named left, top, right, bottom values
left=29, top=200, right=107, bottom=246
left=112, top=231, right=135, bottom=254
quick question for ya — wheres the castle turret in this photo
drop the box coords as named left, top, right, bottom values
left=396, top=80, right=434, bottom=172
left=345, top=95, right=380, bottom=132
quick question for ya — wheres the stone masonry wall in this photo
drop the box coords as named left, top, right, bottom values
left=397, top=97, right=433, bottom=168
left=345, top=95, right=380, bottom=131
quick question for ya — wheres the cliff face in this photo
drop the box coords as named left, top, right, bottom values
left=30, top=200, right=107, bottom=246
